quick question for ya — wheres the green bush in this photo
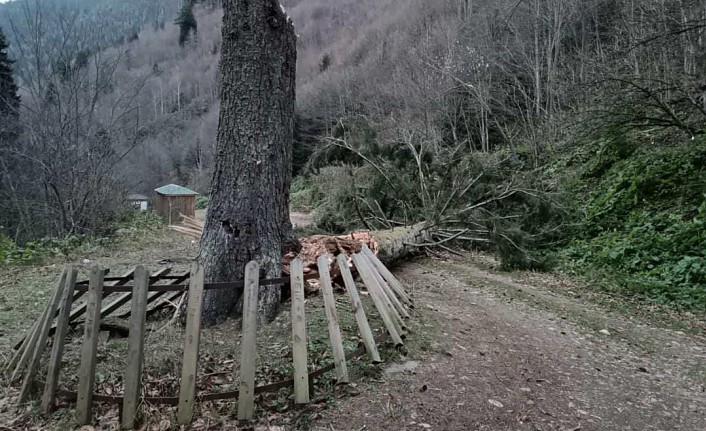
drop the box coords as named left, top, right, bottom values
left=0, top=234, right=46, bottom=264
left=195, top=195, right=209, bottom=210
left=0, top=207, right=165, bottom=266
left=559, top=135, right=706, bottom=311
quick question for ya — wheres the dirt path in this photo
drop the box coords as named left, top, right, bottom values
left=313, top=257, right=706, bottom=431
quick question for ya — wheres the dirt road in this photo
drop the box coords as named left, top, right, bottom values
left=313, top=257, right=706, bottom=431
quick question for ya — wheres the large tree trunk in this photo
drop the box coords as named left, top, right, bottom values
left=198, top=0, right=297, bottom=325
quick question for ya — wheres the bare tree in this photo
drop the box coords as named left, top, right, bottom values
left=0, top=0, right=149, bottom=240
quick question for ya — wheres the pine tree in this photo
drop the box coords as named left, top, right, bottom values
left=175, top=1, right=198, bottom=47
left=0, top=27, right=20, bottom=142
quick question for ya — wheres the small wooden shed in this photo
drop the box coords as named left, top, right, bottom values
left=154, top=184, right=199, bottom=225
left=126, top=193, right=149, bottom=211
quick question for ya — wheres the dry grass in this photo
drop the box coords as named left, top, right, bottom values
left=0, top=224, right=416, bottom=430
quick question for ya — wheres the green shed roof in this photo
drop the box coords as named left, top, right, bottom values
left=154, top=184, right=199, bottom=196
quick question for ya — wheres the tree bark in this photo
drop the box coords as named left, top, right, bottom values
left=198, top=0, right=297, bottom=325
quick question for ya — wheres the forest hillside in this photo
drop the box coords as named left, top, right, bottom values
left=0, top=0, right=704, bottom=313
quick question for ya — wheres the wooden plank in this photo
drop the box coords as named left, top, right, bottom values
left=12, top=272, right=66, bottom=378
left=122, top=266, right=150, bottom=429
left=75, top=266, right=105, bottom=425
left=40, top=267, right=78, bottom=414
left=336, top=255, right=381, bottom=363
left=358, top=256, right=406, bottom=333
left=289, top=258, right=309, bottom=404
left=94, top=268, right=137, bottom=320
left=120, top=269, right=178, bottom=319
left=177, top=263, right=205, bottom=425
left=351, top=254, right=404, bottom=347
left=45, top=269, right=134, bottom=340
left=361, top=245, right=413, bottom=306
left=317, top=256, right=349, bottom=384
left=365, top=253, right=410, bottom=320
left=238, top=261, right=260, bottom=421
left=17, top=268, right=69, bottom=403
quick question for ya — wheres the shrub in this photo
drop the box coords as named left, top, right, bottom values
left=195, top=195, right=209, bottom=210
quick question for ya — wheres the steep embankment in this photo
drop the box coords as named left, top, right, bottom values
left=556, top=135, right=706, bottom=312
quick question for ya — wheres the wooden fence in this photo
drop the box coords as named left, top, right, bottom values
left=6, top=245, right=413, bottom=428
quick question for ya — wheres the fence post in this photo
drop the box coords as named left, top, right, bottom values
left=75, top=266, right=105, bottom=425
left=317, top=256, right=349, bottom=384
left=289, top=258, right=310, bottom=404
left=40, top=266, right=78, bottom=414
left=177, top=262, right=205, bottom=425
left=18, top=267, right=69, bottom=404
left=336, top=255, right=381, bottom=363
left=351, top=254, right=404, bottom=347
left=122, top=265, right=150, bottom=429
left=238, top=261, right=260, bottom=421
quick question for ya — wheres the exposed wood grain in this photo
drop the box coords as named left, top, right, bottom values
left=289, top=258, right=310, bottom=403
left=40, top=267, right=78, bottom=414
left=317, top=255, right=349, bottom=383
left=75, top=266, right=105, bottom=425
left=238, top=261, right=260, bottom=421
left=122, top=266, right=150, bottom=429
left=177, top=263, right=205, bottom=425
left=337, top=254, right=381, bottom=363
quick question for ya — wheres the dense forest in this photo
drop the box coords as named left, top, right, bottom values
left=0, top=0, right=704, bottom=311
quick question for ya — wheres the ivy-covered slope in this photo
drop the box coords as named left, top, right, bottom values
left=558, top=135, right=706, bottom=311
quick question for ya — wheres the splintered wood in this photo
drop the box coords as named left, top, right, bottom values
left=171, top=215, right=379, bottom=294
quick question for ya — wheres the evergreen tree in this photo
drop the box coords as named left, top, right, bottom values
left=0, top=26, right=20, bottom=141
left=175, top=0, right=198, bottom=47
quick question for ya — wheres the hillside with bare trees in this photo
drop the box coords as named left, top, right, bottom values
left=1, top=0, right=705, bottom=311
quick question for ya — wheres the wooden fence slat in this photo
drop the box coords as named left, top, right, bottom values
left=238, top=261, right=260, bottom=421
left=289, top=258, right=310, bottom=404
left=12, top=270, right=67, bottom=378
left=11, top=295, right=54, bottom=381
left=122, top=266, right=150, bottom=429
left=118, top=268, right=173, bottom=319
left=361, top=245, right=412, bottom=306
left=177, top=263, right=205, bottom=425
left=40, top=267, right=78, bottom=414
left=351, top=254, right=404, bottom=347
left=75, top=266, right=105, bottom=425
left=17, top=268, right=69, bottom=403
left=355, top=254, right=405, bottom=335
left=336, top=255, right=381, bottom=363
left=364, top=254, right=410, bottom=321
left=361, top=245, right=413, bottom=306
left=95, top=268, right=139, bottom=320
left=317, top=256, right=349, bottom=384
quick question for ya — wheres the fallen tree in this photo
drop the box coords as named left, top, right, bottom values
left=171, top=216, right=431, bottom=294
